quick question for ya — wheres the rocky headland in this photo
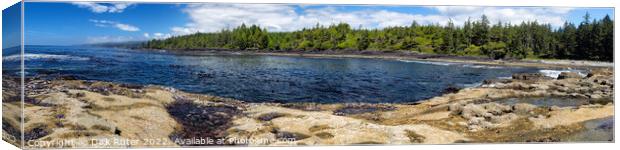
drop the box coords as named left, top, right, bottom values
left=1, top=68, right=614, bottom=148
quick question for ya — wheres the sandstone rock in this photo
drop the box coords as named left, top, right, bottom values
left=514, top=82, right=533, bottom=90
left=531, top=84, right=550, bottom=90
left=557, top=72, right=582, bottom=79
left=479, top=120, right=496, bottom=129
left=588, top=94, right=603, bottom=99
left=482, top=102, right=512, bottom=115
left=569, top=93, right=588, bottom=99
left=482, top=79, right=512, bottom=85
left=467, top=117, right=485, bottom=125
left=467, top=125, right=481, bottom=131
left=512, top=73, right=551, bottom=80
left=441, top=85, right=462, bottom=94
left=587, top=68, right=613, bottom=77
left=513, top=103, right=536, bottom=114
left=549, top=106, right=561, bottom=111
left=490, top=113, right=518, bottom=124
left=448, top=102, right=466, bottom=115
left=461, top=104, right=488, bottom=119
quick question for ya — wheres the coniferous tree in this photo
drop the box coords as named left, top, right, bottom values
left=144, top=13, right=614, bottom=61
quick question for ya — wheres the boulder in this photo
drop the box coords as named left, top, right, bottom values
left=588, top=94, right=603, bottom=99
left=490, top=113, right=518, bottom=124
left=512, top=103, right=537, bottom=114
left=587, top=68, right=613, bottom=77
left=512, top=73, right=551, bottom=81
left=549, top=106, right=561, bottom=111
left=557, top=72, right=582, bottom=79
left=448, top=102, right=466, bottom=115
left=467, top=117, right=485, bottom=125
left=461, top=104, right=489, bottom=119
left=482, top=102, right=512, bottom=115
left=441, top=85, right=461, bottom=94
left=482, top=79, right=512, bottom=85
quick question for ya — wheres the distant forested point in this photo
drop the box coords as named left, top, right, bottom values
left=143, top=13, right=613, bottom=61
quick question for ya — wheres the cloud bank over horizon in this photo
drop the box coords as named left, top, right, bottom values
left=170, top=4, right=587, bottom=36
left=90, top=19, right=140, bottom=32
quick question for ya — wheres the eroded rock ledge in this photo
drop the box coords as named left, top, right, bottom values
left=1, top=68, right=614, bottom=148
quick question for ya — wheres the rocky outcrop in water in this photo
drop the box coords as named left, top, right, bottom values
left=557, top=72, right=582, bottom=79
left=482, top=68, right=613, bottom=102
left=512, top=73, right=552, bottom=81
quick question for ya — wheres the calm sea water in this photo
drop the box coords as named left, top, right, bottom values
left=3, top=45, right=544, bottom=103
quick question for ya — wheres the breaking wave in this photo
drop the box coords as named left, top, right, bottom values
left=397, top=59, right=456, bottom=66
left=462, top=64, right=504, bottom=69
left=3, top=53, right=90, bottom=61
left=398, top=59, right=504, bottom=69
left=539, top=69, right=586, bottom=78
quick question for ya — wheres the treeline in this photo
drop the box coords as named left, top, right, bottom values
left=144, top=13, right=613, bottom=61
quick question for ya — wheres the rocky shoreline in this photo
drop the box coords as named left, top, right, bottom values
left=149, top=48, right=613, bottom=69
left=2, top=68, right=614, bottom=148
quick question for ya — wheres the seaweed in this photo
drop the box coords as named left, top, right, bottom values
left=166, top=99, right=241, bottom=146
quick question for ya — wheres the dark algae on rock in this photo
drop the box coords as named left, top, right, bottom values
left=166, top=99, right=242, bottom=146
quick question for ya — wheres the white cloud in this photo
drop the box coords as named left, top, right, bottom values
left=115, top=23, right=140, bottom=32
left=171, top=27, right=200, bottom=35
left=431, top=6, right=573, bottom=27
left=143, top=32, right=172, bottom=39
left=170, top=4, right=575, bottom=35
left=72, top=2, right=134, bottom=13
left=86, top=36, right=134, bottom=44
left=90, top=19, right=140, bottom=32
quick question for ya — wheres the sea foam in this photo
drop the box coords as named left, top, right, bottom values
left=539, top=69, right=586, bottom=78
left=3, top=53, right=90, bottom=61
left=461, top=64, right=504, bottom=69
left=397, top=59, right=455, bottom=66
left=398, top=59, right=504, bottom=69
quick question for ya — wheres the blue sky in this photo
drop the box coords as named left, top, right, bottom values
left=2, top=2, right=21, bottom=49
left=15, top=2, right=615, bottom=45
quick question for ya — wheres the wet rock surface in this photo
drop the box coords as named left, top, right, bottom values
left=562, top=117, right=614, bottom=142
left=441, top=85, right=462, bottom=94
